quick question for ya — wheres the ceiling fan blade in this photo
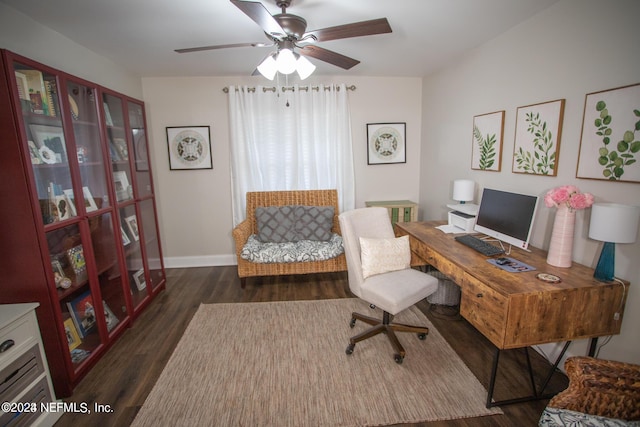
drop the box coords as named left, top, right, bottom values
left=304, top=18, right=392, bottom=42
left=231, top=0, right=286, bottom=38
left=299, top=45, right=360, bottom=70
left=175, top=42, right=272, bottom=54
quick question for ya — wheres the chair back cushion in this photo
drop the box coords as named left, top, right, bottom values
left=338, top=207, right=395, bottom=296
left=360, top=236, right=411, bottom=279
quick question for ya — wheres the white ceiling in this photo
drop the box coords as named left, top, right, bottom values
left=1, top=0, right=559, bottom=78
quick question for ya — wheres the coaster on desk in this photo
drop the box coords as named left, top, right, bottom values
left=536, top=273, right=562, bottom=283
left=487, top=257, right=536, bottom=273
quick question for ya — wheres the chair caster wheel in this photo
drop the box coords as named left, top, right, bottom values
left=418, top=333, right=427, bottom=340
left=349, top=318, right=356, bottom=328
left=394, top=354, right=404, bottom=364
left=346, top=344, right=355, bottom=355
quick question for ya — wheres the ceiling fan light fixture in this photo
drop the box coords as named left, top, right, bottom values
left=296, top=55, right=315, bottom=80
left=257, top=54, right=278, bottom=80
left=276, top=48, right=297, bottom=74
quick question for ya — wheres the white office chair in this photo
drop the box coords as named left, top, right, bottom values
left=338, top=207, right=438, bottom=363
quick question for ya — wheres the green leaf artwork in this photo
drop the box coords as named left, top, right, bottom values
left=471, top=111, right=503, bottom=171
left=513, top=100, right=564, bottom=176
left=577, top=84, right=640, bottom=182
left=593, top=100, right=640, bottom=180
left=473, top=125, right=496, bottom=170
left=513, top=111, right=556, bottom=175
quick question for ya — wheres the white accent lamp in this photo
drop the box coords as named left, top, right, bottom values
left=446, top=179, right=479, bottom=216
left=588, top=203, right=640, bottom=282
left=446, top=179, right=478, bottom=232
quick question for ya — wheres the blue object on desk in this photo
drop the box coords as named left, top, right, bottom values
left=487, top=257, right=536, bottom=272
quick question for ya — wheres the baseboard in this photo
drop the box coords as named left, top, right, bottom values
left=163, top=254, right=237, bottom=269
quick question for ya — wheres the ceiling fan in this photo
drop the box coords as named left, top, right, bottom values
left=175, top=0, right=392, bottom=78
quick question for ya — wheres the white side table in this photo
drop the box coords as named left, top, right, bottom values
left=0, top=303, right=62, bottom=426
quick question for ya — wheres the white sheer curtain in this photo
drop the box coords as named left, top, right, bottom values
left=228, top=83, right=355, bottom=226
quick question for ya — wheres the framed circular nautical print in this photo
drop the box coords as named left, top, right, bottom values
left=166, top=126, right=213, bottom=170
left=366, top=122, right=406, bottom=165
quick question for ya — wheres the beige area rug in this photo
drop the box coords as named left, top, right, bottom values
left=132, top=299, right=502, bottom=426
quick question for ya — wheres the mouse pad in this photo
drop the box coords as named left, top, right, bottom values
left=487, top=257, right=536, bottom=272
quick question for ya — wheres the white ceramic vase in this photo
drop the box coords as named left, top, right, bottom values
left=546, top=205, right=576, bottom=268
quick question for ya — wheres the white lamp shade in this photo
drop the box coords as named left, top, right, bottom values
left=257, top=54, right=277, bottom=80
left=276, top=48, right=297, bottom=74
left=452, top=179, right=475, bottom=202
left=296, top=55, right=316, bottom=80
left=589, top=203, right=640, bottom=244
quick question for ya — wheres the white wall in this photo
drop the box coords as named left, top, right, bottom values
left=141, top=75, right=423, bottom=267
left=419, top=0, right=640, bottom=364
left=0, top=4, right=142, bottom=98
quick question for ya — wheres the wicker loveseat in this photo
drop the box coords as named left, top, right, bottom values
left=539, top=356, right=640, bottom=426
left=232, top=189, right=347, bottom=288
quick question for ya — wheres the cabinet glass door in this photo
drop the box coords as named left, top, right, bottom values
left=119, top=205, right=148, bottom=310
left=67, top=81, right=110, bottom=212
left=128, top=101, right=153, bottom=199
left=13, top=63, right=75, bottom=226
left=139, top=199, right=165, bottom=290
left=103, top=93, right=133, bottom=204
left=90, top=212, right=128, bottom=336
left=47, top=223, right=101, bottom=367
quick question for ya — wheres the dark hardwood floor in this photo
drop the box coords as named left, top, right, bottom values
left=55, top=266, right=567, bottom=426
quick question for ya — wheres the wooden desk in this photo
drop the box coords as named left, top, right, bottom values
left=395, top=221, right=629, bottom=406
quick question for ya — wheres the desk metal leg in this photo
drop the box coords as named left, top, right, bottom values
left=588, top=337, right=598, bottom=356
left=485, top=341, right=572, bottom=408
left=486, top=348, right=501, bottom=408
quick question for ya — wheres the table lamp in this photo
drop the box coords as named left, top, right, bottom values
left=446, top=179, right=479, bottom=216
left=588, top=203, right=640, bottom=282
left=452, top=179, right=475, bottom=204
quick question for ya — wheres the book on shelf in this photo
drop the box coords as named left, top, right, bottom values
left=17, top=69, right=53, bottom=116
left=66, top=290, right=97, bottom=338
left=63, top=318, right=82, bottom=351
left=66, top=244, right=86, bottom=275
left=102, top=300, right=120, bottom=332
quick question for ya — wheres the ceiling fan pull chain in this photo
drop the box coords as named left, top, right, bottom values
left=285, top=74, right=290, bottom=107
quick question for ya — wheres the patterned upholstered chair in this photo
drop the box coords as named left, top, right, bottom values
left=539, top=356, right=640, bottom=426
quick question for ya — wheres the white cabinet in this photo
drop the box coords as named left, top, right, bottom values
left=0, top=303, right=61, bottom=427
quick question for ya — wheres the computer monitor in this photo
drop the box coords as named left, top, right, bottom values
left=474, top=188, right=539, bottom=250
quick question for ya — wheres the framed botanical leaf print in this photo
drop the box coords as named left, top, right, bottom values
left=512, top=99, right=565, bottom=176
left=576, top=83, right=640, bottom=182
left=471, top=111, right=504, bottom=171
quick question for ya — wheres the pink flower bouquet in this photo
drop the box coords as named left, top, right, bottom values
left=544, top=185, right=594, bottom=211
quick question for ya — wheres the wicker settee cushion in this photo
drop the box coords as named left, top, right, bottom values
left=240, top=233, right=344, bottom=263
left=256, top=205, right=334, bottom=243
left=294, top=206, right=334, bottom=241
left=256, top=206, right=298, bottom=243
